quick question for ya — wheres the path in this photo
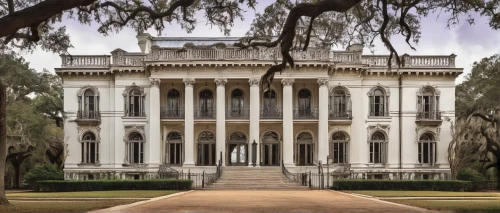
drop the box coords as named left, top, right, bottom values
left=103, top=190, right=435, bottom=213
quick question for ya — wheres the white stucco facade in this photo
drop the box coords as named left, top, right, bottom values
left=57, top=34, right=462, bottom=180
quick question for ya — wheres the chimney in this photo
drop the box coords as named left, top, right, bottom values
left=136, top=33, right=152, bottom=53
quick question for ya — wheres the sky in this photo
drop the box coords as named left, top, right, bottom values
left=20, top=1, right=500, bottom=84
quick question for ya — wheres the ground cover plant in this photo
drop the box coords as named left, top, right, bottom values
left=6, top=190, right=180, bottom=198
left=346, top=190, right=500, bottom=197
left=0, top=200, right=141, bottom=213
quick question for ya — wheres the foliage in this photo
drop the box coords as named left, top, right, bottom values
left=23, top=164, right=63, bottom=190
left=457, top=168, right=487, bottom=183
left=448, top=118, right=484, bottom=180
left=330, top=180, right=471, bottom=191
left=36, top=179, right=193, bottom=192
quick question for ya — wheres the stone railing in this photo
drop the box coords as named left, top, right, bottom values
left=60, top=55, right=110, bottom=67
left=59, top=49, right=456, bottom=68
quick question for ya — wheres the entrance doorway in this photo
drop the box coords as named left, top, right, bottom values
left=261, top=131, right=280, bottom=166
left=227, top=132, right=247, bottom=166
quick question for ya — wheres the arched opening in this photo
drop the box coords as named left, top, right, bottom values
left=418, top=87, right=440, bottom=119
left=128, top=89, right=144, bottom=117
left=296, top=132, right=314, bottom=166
left=166, top=132, right=183, bottom=165
left=230, top=89, right=245, bottom=118
left=83, top=90, right=98, bottom=119
left=127, top=132, right=144, bottom=164
left=369, top=132, right=387, bottom=164
left=330, top=132, right=348, bottom=164
left=297, top=89, right=312, bottom=117
left=418, top=133, right=436, bottom=165
left=197, top=131, right=215, bottom=166
left=166, top=89, right=181, bottom=117
left=262, top=90, right=280, bottom=118
left=199, top=89, right=214, bottom=118
left=227, top=131, right=247, bottom=166
left=330, top=88, right=351, bottom=119
left=261, top=131, right=280, bottom=166
left=81, top=132, right=98, bottom=164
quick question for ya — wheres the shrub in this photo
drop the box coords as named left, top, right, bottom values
left=23, top=164, right=63, bottom=190
left=457, top=168, right=486, bottom=182
left=36, top=179, right=192, bottom=192
left=330, top=180, right=471, bottom=191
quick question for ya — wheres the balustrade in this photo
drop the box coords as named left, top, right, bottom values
left=61, top=55, right=110, bottom=67
left=416, top=110, right=441, bottom=120
left=77, top=110, right=101, bottom=120
left=226, top=108, right=250, bottom=119
left=260, top=107, right=283, bottom=119
left=328, top=110, right=352, bottom=120
left=293, top=107, right=319, bottom=119
left=194, top=107, right=216, bottom=119
left=161, top=107, right=185, bottom=119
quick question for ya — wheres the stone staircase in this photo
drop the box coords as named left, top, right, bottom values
left=206, top=166, right=308, bottom=190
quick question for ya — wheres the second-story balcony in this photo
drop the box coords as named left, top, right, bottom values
left=161, top=107, right=185, bottom=119
left=194, top=107, right=216, bottom=119
left=329, top=111, right=353, bottom=120
left=416, top=110, right=442, bottom=125
left=226, top=108, right=250, bottom=119
left=260, top=107, right=282, bottom=119
left=293, top=107, right=319, bottom=119
left=76, top=110, right=101, bottom=125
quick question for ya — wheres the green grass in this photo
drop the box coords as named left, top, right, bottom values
left=0, top=200, right=141, bottom=213
left=384, top=199, right=500, bottom=213
left=7, top=190, right=180, bottom=198
left=345, top=190, right=500, bottom=197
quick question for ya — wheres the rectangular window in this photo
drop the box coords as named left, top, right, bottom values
left=419, top=142, right=436, bottom=165
left=332, top=142, right=347, bottom=163
left=369, top=142, right=385, bottom=164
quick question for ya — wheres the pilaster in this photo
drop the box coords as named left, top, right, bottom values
left=215, top=78, right=227, bottom=165
left=183, top=78, right=195, bottom=166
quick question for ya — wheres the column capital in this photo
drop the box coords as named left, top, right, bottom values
left=317, top=78, right=329, bottom=87
left=249, top=78, right=260, bottom=87
left=281, top=78, right=295, bottom=86
left=183, top=78, right=195, bottom=87
left=150, top=78, right=161, bottom=87
left=214, top=78, right=227, bottom=87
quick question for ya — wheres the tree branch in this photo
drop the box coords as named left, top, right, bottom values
left=6, top=0, right=14, bottom=14
left=473, top=112, right=495, bottom=123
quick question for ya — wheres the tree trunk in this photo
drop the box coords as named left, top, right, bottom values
left=0, top=80, right=10, bottom=205
left=13, top=163, right=19, bottom=189
left=497, top=156, right=500, bottom=190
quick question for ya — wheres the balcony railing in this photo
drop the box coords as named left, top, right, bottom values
left=416, top=111, right=441, bottom=120
left=77, top=110, right=101, bottom=120
left=161, top=107, right=185, bottom=119
left=61, top=55, right=110, bottom=67
left=194, top=107, right=216, bottom=119
left=293, top=107, right=319, bottom=119
left=260, top=107, right=283, bottom=119
left=369, top=111, right=389, bottom=117
left=125, top=110, right=146, bottom=117
left=328, top=110, right=352, bottom=120
left=226, top=108, right=250, bottom=119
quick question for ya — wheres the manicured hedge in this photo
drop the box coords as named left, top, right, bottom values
left=330, top=180, right=471, bottom=191
left=36, top=179, right=192, bottom=192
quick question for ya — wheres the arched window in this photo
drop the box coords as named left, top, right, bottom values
left=262, top=90, right=281, bottom=119
left=369, top=132, right=387, bottom=164
left=166, top=132, right=183, bottom=165
left=197, top=131, right=216, bottom=165
left=330, top=87, right=351, bottom=119
left=228, top=132, right=247, bottom=165
left=230, top=89, right=245, bottom=117
left=126, top=132, right=145, bottom=164
left=297, top=89, right=312, bottom=117
left=167, top=89, right=181, bottom=116
left=261, top=131, right=280, bottom=166
left=77, top=86, right=100, bottom=120
left=296, top=132, right=314, bottom=166
left=81, top=132, right=98, bottom=164
left=418, top=133, right=436, bottom=165
left=417, top=87, right=440, bottom=119
left=198, top=89, right=214, bottom=118
left=124, top=85, right=145, bottom=117
left=369, top=87, right=388, bottom=117
left=330, top=132, right=348, bottom=163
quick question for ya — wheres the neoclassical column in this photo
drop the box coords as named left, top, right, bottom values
left=282, top=78, right=295, bottom=166
left=183, top=78, right=195, bottom=166
left=215, top=78, right=227, bottom=165
left=149, top=78, right=161, bottom=166
left=317, top=78, right=329, bottom=164
left=249, top=78, right=260, bottom=167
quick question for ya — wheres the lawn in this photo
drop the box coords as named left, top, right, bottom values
left=6, top=190, right=180, bottom=198
left=345, top=190, right=500, bottom=197
left=384, top=199, right=500, bottom=213
left=0, top=200, right=141, bottom=213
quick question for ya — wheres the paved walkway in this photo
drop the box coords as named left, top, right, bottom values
left=104, top=190, right=434, bottom=213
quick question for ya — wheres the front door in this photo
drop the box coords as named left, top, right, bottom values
left=228, top=143, right=247, bottom=166
left=263, top=143, right=280, bottom=166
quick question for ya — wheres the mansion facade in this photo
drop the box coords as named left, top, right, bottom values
left=57, top=34, right=462, bottom=180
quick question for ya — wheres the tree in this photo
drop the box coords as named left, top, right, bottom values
left=456, top=55, right=500, bottom=187
left=1, top=0, right=499, bottom=205
left=447, top=118, right=483, bottom=180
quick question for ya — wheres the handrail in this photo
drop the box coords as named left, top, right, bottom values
left=281, top=159, right=306, bottom=186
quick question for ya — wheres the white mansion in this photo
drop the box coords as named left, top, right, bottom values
left=57, top=33, right=462, bottom=181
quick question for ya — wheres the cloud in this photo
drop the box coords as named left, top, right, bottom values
left=20, top=1, right=500, bottom=86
